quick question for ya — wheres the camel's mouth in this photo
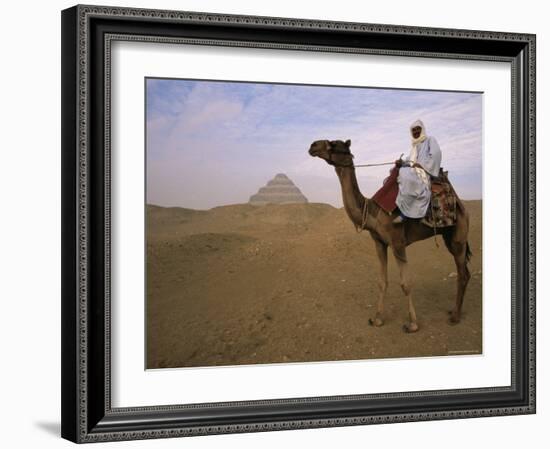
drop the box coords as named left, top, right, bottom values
left=308, top=140, right=329, bottom=157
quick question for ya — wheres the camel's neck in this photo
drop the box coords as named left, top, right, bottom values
left=335, top=166, right=368, bottom=228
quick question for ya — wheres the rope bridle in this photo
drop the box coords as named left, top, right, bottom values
left=323, top=147, right=384, bottom=233
left=326, top=148, right=398, bottom=169
left=355, top=198, right=370, bottom=233
left=325, top=148, right=355, bottom=168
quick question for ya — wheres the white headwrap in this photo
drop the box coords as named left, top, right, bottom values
left=410, top=119, right=427, bottom=146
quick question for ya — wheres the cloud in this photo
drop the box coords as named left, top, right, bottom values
left=146, top=80, right=483, bottom=208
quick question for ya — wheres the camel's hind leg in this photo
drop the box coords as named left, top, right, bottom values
left=369, top=238, right=388, bottom=327
left=443, top=232, right=471, bottom=324
left=392, top=247, right=418, bottom=333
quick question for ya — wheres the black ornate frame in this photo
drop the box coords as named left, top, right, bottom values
left=61, top=4, right=536, bottom=443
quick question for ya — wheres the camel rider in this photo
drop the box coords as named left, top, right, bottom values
left=393, top=119, right=442, bottom=224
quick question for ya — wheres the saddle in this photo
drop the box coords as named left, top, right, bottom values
left=421, top=169, right=457, bottom=228
left=372, top=167, right=458, bottom=228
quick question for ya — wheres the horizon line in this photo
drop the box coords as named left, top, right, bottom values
left=146, top=199, right=483, bottom=212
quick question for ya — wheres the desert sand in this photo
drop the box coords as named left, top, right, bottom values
left=146, top=201, right=482, bottom=369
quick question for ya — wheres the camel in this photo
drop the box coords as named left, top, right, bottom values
left=308, top=139, right=472, bottom=333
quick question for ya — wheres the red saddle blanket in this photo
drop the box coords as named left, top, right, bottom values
left=372, top=166, right=399, bottom=213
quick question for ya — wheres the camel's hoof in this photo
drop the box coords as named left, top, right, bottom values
left=448, top=310, right=461, bottom=325
left=448, top=316, right=461, bottom=325
left=368, top=317, right=384, bottom=327
left=403, top=322, right=419, bottom=333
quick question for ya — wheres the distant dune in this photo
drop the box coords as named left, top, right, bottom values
left=147, top=201, right=482, bottom=369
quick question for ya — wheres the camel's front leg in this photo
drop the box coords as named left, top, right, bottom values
left=369, top=239, right=388, bottom=327
left=393, top=247, right=419, bottom=333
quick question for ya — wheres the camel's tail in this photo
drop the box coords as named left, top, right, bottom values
left=443, top=231, right=473, bottom=265
left=444, top=172, right=471, bottom=264
left=466, top=242, right=473, bottom=264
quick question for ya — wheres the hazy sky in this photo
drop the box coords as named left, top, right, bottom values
left=146, top=78, right=482, bottom=209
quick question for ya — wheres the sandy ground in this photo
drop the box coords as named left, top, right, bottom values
left=146, top=201, right=482, bottom=369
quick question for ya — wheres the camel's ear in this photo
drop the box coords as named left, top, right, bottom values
left=345, top=139, right=351, bottom=148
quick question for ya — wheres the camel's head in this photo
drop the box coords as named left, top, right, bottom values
left=308, top=139, right=354, bottom=167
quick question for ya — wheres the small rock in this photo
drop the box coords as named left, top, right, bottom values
left=448, top=272, right=458, bottom=278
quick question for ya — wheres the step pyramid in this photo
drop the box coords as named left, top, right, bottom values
left=249, top=173, right=308, bottom=206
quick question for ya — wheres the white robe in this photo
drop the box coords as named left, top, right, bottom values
left=396, top=136, right=442, bottom=218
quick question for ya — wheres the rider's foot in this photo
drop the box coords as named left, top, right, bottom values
left=393, top=214, right=406, bottom=224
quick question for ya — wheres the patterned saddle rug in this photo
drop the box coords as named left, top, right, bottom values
left=421, top=172, right=457, bottom=228
left=372, top=167, right=458, bottom=228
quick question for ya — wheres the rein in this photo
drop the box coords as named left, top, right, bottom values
left=354, top=161, right=396, bottom=168
left=328, top=158, right=396, bottom=169
left=327, top=150, right=403, bottom=169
